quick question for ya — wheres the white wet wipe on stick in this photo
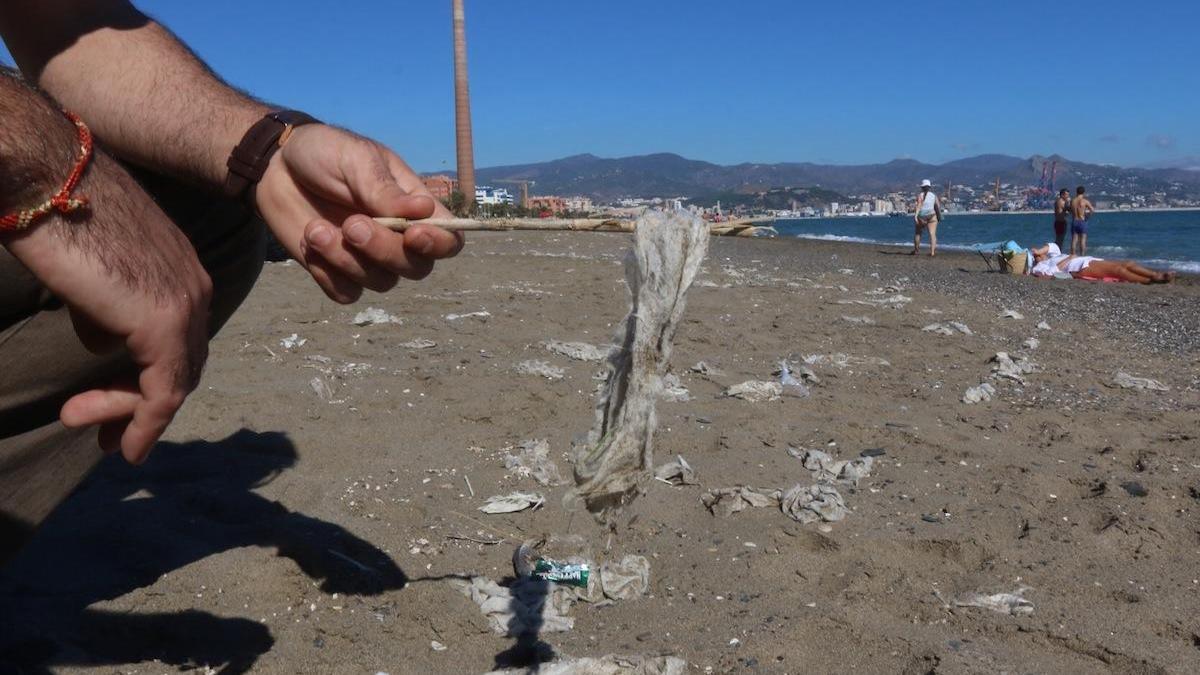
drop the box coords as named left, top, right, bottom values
left=568, top=211, right=710, bottom=522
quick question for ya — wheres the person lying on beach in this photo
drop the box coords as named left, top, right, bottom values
left=0, top=1, right=462, bottom=562
left=1029, top=243, right=1176, bottom=284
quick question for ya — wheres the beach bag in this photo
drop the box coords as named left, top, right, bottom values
left=999, top=250, right=1028, bottom=275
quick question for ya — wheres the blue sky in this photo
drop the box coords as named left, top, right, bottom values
left=2, top=0, right=1197, bottom=171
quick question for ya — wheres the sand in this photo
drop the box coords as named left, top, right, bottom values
left=1, top=232, right=1198, bottom=674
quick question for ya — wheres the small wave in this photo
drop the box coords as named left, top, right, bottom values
left=1141, top=259, right=1200, bottom=273
left=791, top=233, right=891, bottom=244
left=1092, top=245, right=1130, bottom=255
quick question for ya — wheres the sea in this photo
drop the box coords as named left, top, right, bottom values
left=773, top=210, right=1200, bottom=273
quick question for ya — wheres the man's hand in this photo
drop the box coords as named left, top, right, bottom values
left=3, top=153, right=212, bottom=464
left=255, top=125, right=464, bottom=303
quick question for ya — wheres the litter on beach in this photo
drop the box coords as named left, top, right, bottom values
left=504, top=439, right=565, bottom=487
left=962, top=382, right=996, bottom=404
left=543, top=340, right=609, bottom=362
left=654, top=455, right=697, bottom=486
left=724, top=380, right=783, bottom=402
left=352, top=307, right=401, bottom=326
left=451, top=575, right=575, bottom=636
left=779, top=483, right=849, bottom=523
left=701, top=484, right=850, bottom=523
left=790, top=448, right=874, bottom=486
left=1109, top=372, right=1169, bottom=391
left=478, top=492, right=545, bottom=514
left=802, top=353, right=891, bottom=369
left=776, top=361, right=812, bottom=398
left=485, top=654, right=687, bottom=675
left=922, top=321, right=973, bottom=336
left=701, top=486, right=778, bottom=517
left=989, top=352, right=1034, bottom=384
left=599, top=555, right=651, bottom=601
left=569, top=211, right=709, bottom=522
left=659, top=373, right=691, bottom=402
left=954, top=588, right=1034, bottom=615
left=445, top=310, right=492, bottom=321
left=514, top=360, right=565, bottom=380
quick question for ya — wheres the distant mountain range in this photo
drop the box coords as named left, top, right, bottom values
left=1140, top=156, right=1200, bottom=171
left=452, top=152, right=1200, bottom=201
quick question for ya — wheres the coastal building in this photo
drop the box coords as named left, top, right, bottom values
left=565, top=196, right=594, bottom=212
left=873, top=199, right=893, bottom=214
left=421, top=175, right=455, bottom=200
left=529, top=195, right=567, bottom=213
left=475, top=186, right=514, bottom=206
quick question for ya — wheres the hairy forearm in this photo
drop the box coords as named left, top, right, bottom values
left=0, top=68, right=78, bottom=212
left=0, top=0, right=268, bottom=187
left=1, top=70, right=181, bottom=293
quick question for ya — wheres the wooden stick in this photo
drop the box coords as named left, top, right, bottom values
left=374, top=216, right=775, bottom=234
left=374, top=217, right=631, bottom=232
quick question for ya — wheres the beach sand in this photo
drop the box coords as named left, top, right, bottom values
left=2, top=232, right=1198, bottom=673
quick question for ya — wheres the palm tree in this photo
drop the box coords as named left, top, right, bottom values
left=452, top=0, right=476, bottom=214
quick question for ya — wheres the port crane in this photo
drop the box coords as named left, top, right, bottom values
left=1024, top=160, right=1058, bottom=210
left=986, top=177, right=1003, bottom=211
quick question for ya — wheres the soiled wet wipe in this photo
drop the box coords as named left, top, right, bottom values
left=568, top=211, right=709, bottom=523
left=486, top=654, right=687, bottom=675
left=653, top=455, right=697, bottom=486
left=700, top=486, right=779, bottom=517
left=779, top=483, right=849, bottom=523
left=504, top=439, right=565, bottom=487
left=451, top=576, right=576, bottom=636
left=599, top=555, right=651, bottom=601
left=789, top=448, right=873, bottom=486
left=702, top=484, right=849, bottom=523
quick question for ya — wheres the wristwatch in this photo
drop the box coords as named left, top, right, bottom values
left=223, top=110, right=320, bottom=201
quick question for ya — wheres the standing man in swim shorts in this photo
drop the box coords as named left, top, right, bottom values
left=1053, top=188, right=1070, bottom=249
left=1070, top=186, right=1094, bottom=255
left=911, top=179, right=942, bottom=257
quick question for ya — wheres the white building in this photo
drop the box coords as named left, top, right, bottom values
left=565, top=196, right=593, bottom=212
left=475, top=186, right=514, bottom=206
left=873, top=199, right=893, bottom=214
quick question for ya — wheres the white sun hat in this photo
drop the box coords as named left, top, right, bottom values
left=920, top=179, right=932, bottom=188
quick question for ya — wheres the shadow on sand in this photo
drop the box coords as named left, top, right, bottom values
left=492, top=575, right=556, bottom=670
left=0, top=429, right=407, bottom=674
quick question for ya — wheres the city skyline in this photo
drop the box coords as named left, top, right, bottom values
left=1, top=0, right=1197, bottom=172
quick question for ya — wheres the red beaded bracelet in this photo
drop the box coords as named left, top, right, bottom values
left=0, top=110, right=93, bottom=231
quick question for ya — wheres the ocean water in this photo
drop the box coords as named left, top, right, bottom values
left=773, top=210, right=1200, bottom=272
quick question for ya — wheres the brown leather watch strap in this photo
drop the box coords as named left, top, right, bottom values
left=223, top=110, right=320, bottom=200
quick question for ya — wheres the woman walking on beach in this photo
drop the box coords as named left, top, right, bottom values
left=911, top=179, right=942, bottom=256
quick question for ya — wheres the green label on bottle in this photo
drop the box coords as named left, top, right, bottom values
left=532, top=559, right=590, bottom=587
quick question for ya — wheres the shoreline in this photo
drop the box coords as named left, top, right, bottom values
left=778, top=206, right=1200, bottom=219
left=766, top=212, right=1200, bottom=273
left=781, top=232, right=1200, bottom=271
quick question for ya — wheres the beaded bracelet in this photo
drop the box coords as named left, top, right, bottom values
left=0, top=110, right=93, bottom=231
